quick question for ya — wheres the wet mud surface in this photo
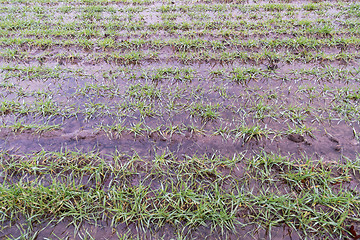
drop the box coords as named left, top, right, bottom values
left=1, top=121, right=360, bottom=162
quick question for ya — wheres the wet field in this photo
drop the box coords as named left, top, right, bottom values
left=1, top=0, right=360, bottom=239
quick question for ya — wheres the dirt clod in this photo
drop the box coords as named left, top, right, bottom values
left=349, top=225, right=360, bottom=239
left=149, top=132, right=167, bottom=141
left=329, top=136, right=339, bottom=144
left=287, top=134, right=304, bottom=143
left=62, top=130, right=98, bottom=140
left=334, top=145, right=341, bottom=152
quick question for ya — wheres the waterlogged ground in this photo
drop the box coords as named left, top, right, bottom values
left=1, top=0, right=360, bottom=239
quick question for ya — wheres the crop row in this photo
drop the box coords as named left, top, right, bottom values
left=0, top=49, right=358, bottom=65
left=2, top=36, right=360, bottom=50
left=1, top=149, right=359, bottom=238
left=0, top=2, right=354, bottom=12
left=1, top=18, right=358, bottom=34
left=1, top=79, right=360, bottom=124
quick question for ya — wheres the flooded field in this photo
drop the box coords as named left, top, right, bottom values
left=1, top=0, right=360, bottom=239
